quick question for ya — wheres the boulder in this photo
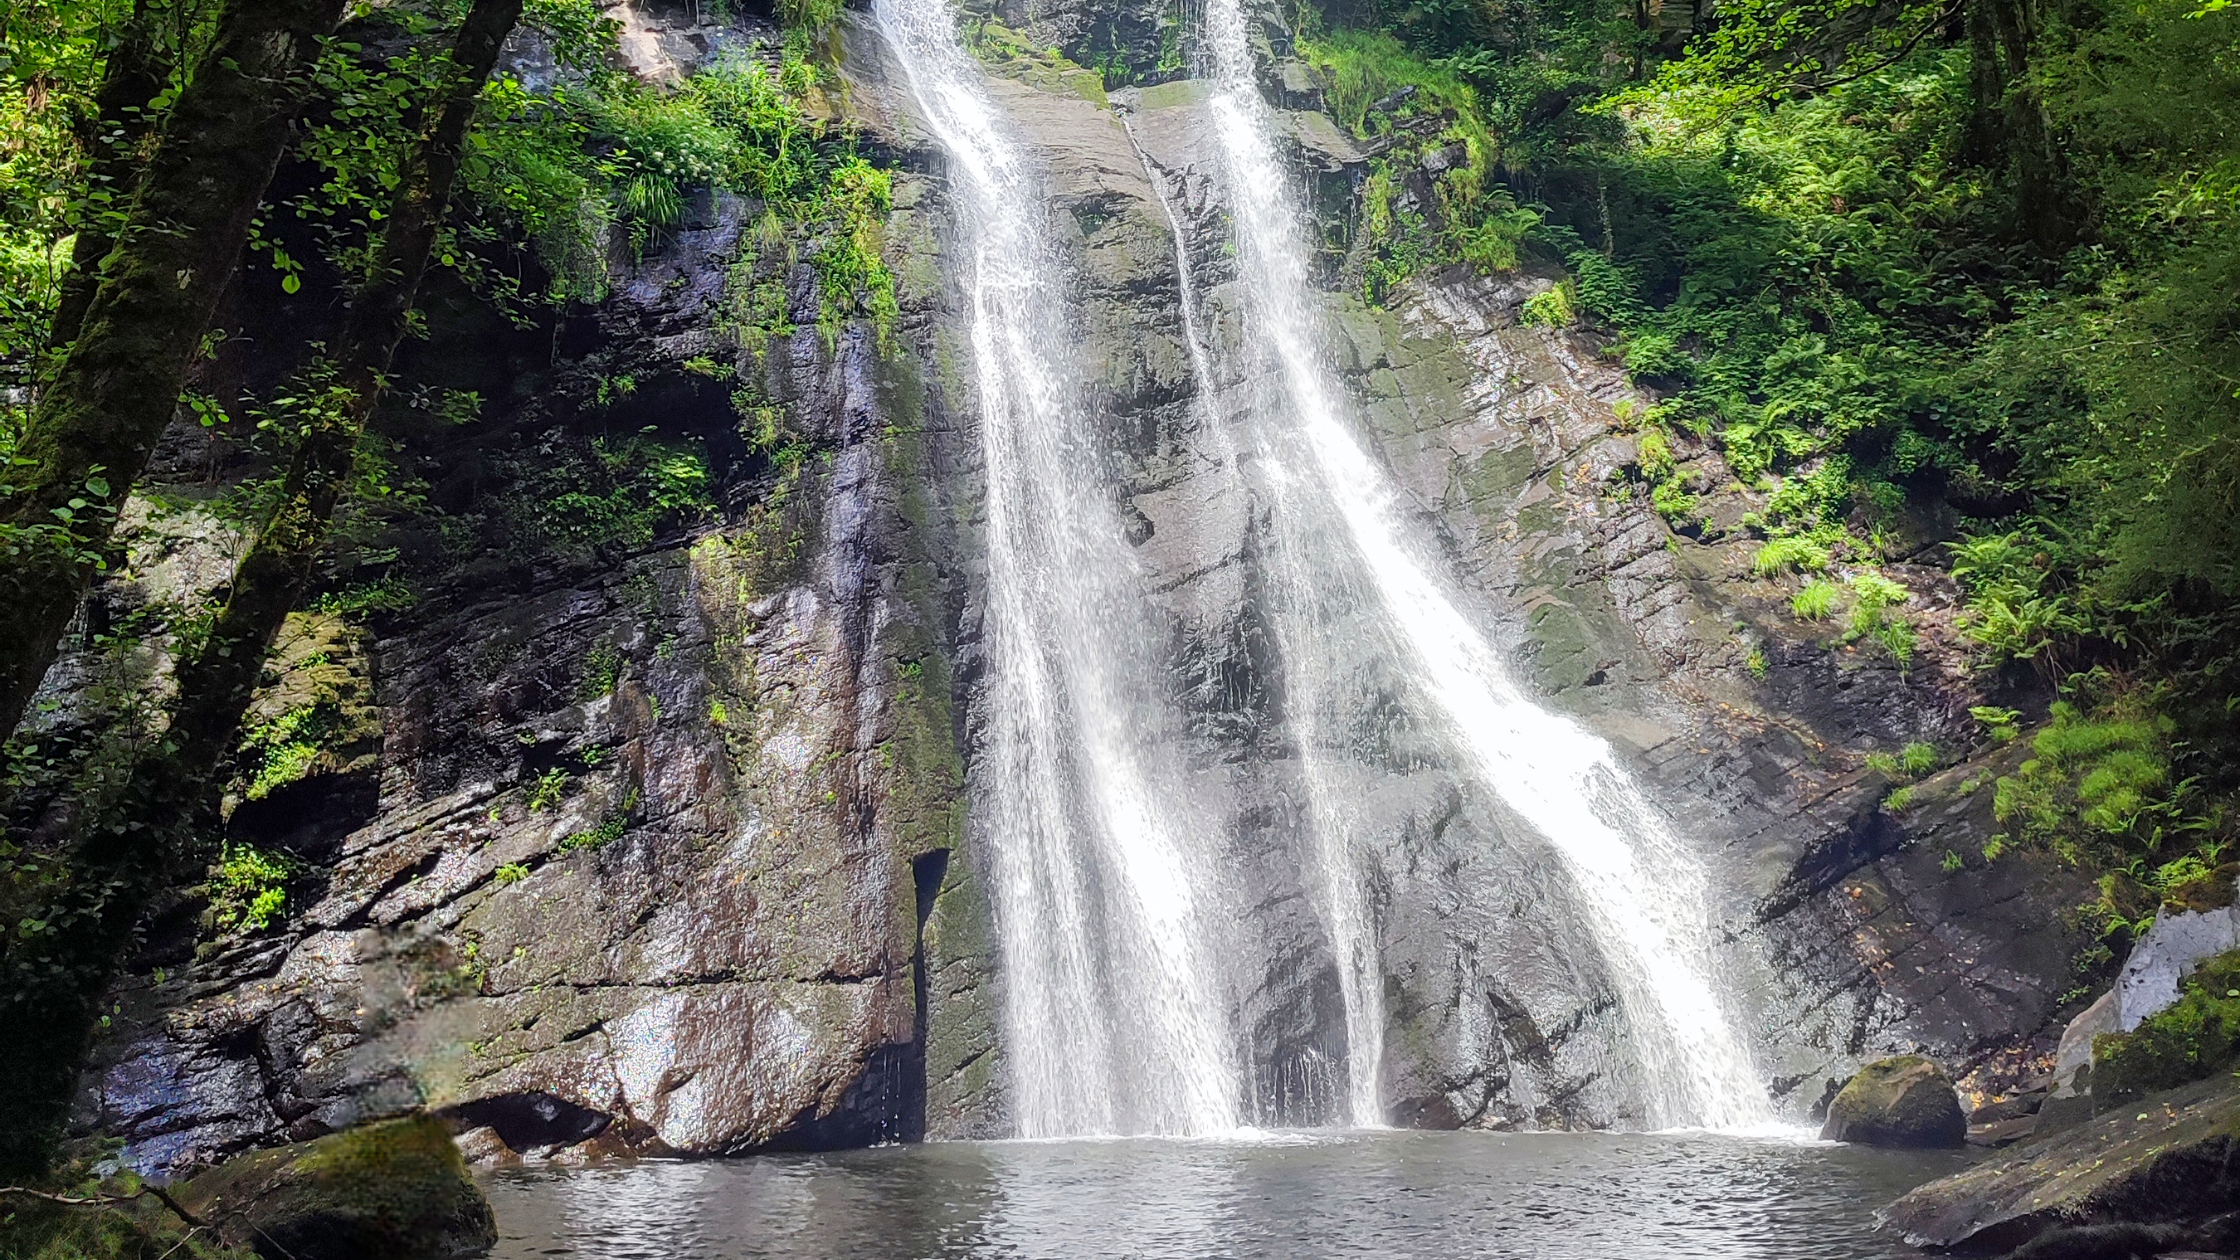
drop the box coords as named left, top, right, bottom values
left=2040, top=990, right=2123, bottom=1132
left=2118, top=894, right=2240, bottom=1030
left=1819, top=1055, right=1967, bottom=1147
left=1881, top=1073, right=2240, bottom=1253
left=174, top=1116, right=495, bottom=1260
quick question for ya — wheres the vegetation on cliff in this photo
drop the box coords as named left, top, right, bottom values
left=1257, top=0, right=2239, bottom=949
left=2093, top=949, right=2240, bottom=1106
left=0, top=0, right=894, bottom=1179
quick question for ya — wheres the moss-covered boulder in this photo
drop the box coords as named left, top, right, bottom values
left=1819, top=1055, right=1966, bottom=1147
left=1882, top=1072, right=2240, bottom=1252
left=2094, top=948, right=2240, bottom=1108
left=173, top=1116, right=494, bottom=1260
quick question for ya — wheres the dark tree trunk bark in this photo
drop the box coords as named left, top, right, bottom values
left=47, top=0, right=173, bottom=356
left=0, top=0, right=348, bottom=750
left=1964, top=0, right=2082, bottom=249
left=0, top=0, right=522, bottom=1181
left=167, top=0, right=525, bottom=799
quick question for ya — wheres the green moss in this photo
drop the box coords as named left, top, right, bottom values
left=171, top=1116, right=492, bottom=1260
left=2093, top=950, right=2240, bottom=1106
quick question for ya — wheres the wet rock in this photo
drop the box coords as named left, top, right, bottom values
left=2041, top=990, right=2123, bottom=1132
left=173, top=1115, right=496, bottom=1260
left=1819, top=1055, right=1965, bottom=1146
left=67, top=0, right=2108, bottom=1158
left=1971, top=1089, right=2047, bottom=1125
left=2006, top=1221, right=2232, bottom=1260
left=1882, top=1074, right=2240, bottom=1253
left=1967, top=1114, right=2039, bottom=1147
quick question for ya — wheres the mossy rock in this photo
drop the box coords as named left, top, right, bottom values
left=1818, top=1055, right=1966, bottom=1147
left=1884, top=1072, right=2240, bottom=1252
left=2094, top=948, right=2240, bottom=1107
left=173, top=1116, right=494, bottom=1260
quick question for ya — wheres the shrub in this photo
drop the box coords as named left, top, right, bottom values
left=210, top=844, right=297, bottom=934
left=1521, top=285, right=1575, bottom=329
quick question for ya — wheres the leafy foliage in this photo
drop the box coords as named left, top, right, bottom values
left=1993, top=697, right=2185, bottom=865
left=208, top=843, right=296, bottom=934
left=1295, top=30, right=1539, bottom=303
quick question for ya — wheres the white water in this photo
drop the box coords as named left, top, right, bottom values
left=873, top=0, right=1239, bottom=1136
left=1119, top=112, right=1389, bottom=1129
left=1197, top=0, right=1773, bottom=1129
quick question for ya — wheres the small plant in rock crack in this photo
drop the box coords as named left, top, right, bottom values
left=579, top=642, right=625, bottom=700
left=494, top=862, right=530, bottom=885
left=527, top=767, right=571, bottom=811
left=1792, top=578, right=1839, bottom=621
left=209, top=843, right=299, bottom=934
left=560, top=788, right=641, bottom=853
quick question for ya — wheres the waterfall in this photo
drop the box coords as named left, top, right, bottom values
left=874, top=0, right=1240, bottom=1136
left=1196, top=0, right=1774, bottom=1129
left=1119, top=113, right=1389, bottom=1129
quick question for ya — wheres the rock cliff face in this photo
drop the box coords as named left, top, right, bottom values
left=74, top=0, right=2096, bottom=1168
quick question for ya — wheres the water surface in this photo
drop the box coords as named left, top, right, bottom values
left=484, top=1129, right=1971, bottom=1259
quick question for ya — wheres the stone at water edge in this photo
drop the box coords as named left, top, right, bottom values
left=1818, top=1055, right=1967, bottom=1147
left=173, top=1115, right=496, bottom=1260
left=2040, top=989, right=2121, bottom=1132
left=1880, top=1073, right=2240, bottom=1254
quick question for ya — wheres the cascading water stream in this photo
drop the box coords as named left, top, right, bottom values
left=1118, top=113, right=1387, bottom=1129
left=873, top=0, right=1239, bottom=1136
left=1195, top=0, right=1774, bottom=1129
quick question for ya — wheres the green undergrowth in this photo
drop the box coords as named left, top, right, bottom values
left=1294, top=30, right=1537, bottom=304
left=462, top=36, right=899, bottom=335
left=0, top=1170, right=250, bottom=1260
left=207, top=843, right=298, bottom=936
left=1980, top=680, right=2230, bottom=942
left=491, top=434, right=714, bottom=561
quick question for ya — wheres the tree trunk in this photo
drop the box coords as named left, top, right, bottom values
left=0, top=0, right=348, bottom=750
left=167, top=0, right=525, bottom=810
left=47, top=0, right=172, bottom=357
left=0, top=0, right=522, bottom=1181
left=1964, top=0, right=2081, bottom=249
